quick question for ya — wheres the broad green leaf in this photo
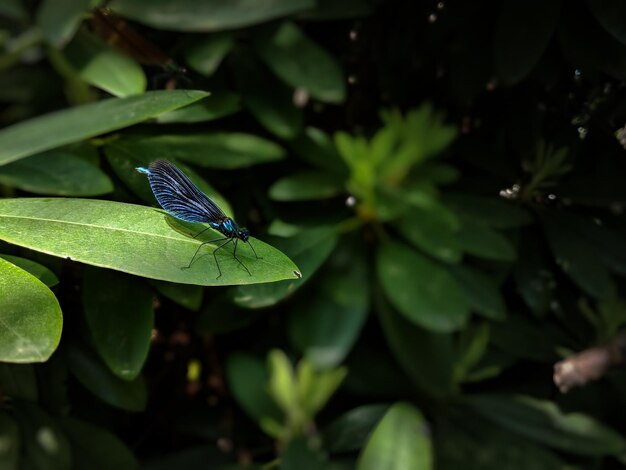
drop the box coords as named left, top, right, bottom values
left=588, top=0, right=626, bottom=46
left=455, top=220, right=516, bottom=262
left=494, top=0, right=561, bottom=84
left=377, top=298, right=456, bottom=398
left=104, top=142, right=233, bottom=216
left=57, top=417, right=138, bottom=470
left=377, top=241, right=470, bottom=332
left=65, top=29, right=146, bottom=97
left=267, top=349, right=297, bottom=413
left=0, top=198, right=299, bottom=286
left=289, top=247, right=368, bottom=369
left=0, top=412, right=19, bottom=470
left=323, top=404, right=389, bottom=453
left=36, top=0, right=99, bottom=47
left=467, top=395, right=626, bottom=455
left=13, top=401, right=71, bottom=470
left=0, top=151, right=113, bottom=196
left=281, top=438, right=329, bottom=470
left=0, top=363, right=38, bottom=401
left=357, top=402, right=433, bottom=470
left=151, top=280, right=203, bottom=311
left=67, top=344, right=147, bottom=411
left=0, top=254, right=59, bottom=287
left=449, top=265, right=506, bottom=320
left=0, top=257, right=62, bottom=363
left=231, top=228, right=337, bottom=308
left=83, top=268, right=154, bottom=380
left=269, top=171, right=344, bottom=201
left=289, top=127, right=347, bottom=174
left=297, top=360, right=347, bottom=416
left=453, top=323, right=491, bottom=382
left=443, top=194, right=532, bottom=228
left=108, top=0, right=315, bottom=31
left=110, top=133, right=284, bottom=169
left=236, top=56, right=303, bottom=139
left=256, top=22, right=346, bottom=103
left=155, top=92, right=241, bottom=123
left=0, top=90, right=208, bottom=166
left=185, top=33, right=234, bottom=76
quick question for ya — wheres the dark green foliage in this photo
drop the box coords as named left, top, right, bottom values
left=0, top=1, right=626, bottom=469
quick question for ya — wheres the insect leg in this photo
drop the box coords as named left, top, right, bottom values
left=232, top=238, right=251, bottom=276
left=247, top=240, right=261, bottom=260
left=192, top=226, right=213, bottom=239
left=213, top=238, right=233, bottom=279
left=183, top=237, right=227, bottom=270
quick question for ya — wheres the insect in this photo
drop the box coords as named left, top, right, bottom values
left=136, top=160, right=258, bottom=278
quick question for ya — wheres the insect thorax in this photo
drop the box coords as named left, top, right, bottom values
left=211, top=218, right=237, bottom=237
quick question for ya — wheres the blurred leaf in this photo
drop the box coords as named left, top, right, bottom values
left=13, top=401, right=71, bottom=470
left=0, top=0, right=27, bottom=21
left=231, top=228, right=337, bottom=308
left=256, top=22, right=345, bottom=103
left=269, top=171, right=344, bottom=201
left=454, top=324, right=490, bottom=383
left=455, top=220, right=516, bottom=262
left=36, top=0, right=99, bottom=47
left=237, top=57, right=304, bottom=139
left=514, top=231, right=556, bottom=315
left=143, top=447, right=233, bottom=470
left=443, top=194, right=532, bottom=229
left=0, top=257, right=62, bottom=363
left=111, top=133, right=284, bottom=169
left=449, top=265, right=507, bottom=320
left=195, top=294, right=259, bottom=333
left=0, top=254, right=59, bottom=287
left=494, top=0, right=561, bottom=84
left=0, top=412, right=19, bottom=470
left=155, top=92, right=241, bottom=123
left=299, top=0, right=373, bottom=20
left=357, top=402, right=433, bottom=470
left=67, top=343, right=147, bottom=411
left=109, top=0, right=315, bottom=31
left=0, top=363, right=37, bottom=401
left=83, top=268, right=154, bottom=380
left=588, top=0, right=626, bottom=46
left=377, top=296, right=456, bottom=398
left=151, top=280, right=203, bottom=311
left=297, top=360, right=347, bottom=416
left=467, top=395, right=626, bottom=455
left=378, top=241, right=470, bottom=332
left=281, top=438, right=328, bottom=470
left=0, top=151, right=113, bottom=196
left=105, top=143, right=233, bottom=217
left=323, top=404, right=389, bottom=454
left=289, top=127, right=347, bottom=174
left=0, top=198, right=299, bottom=286
left=0, top=90, right=208, bottom=166
left=65, top=29, right=146, bottom=97
left=58, top=417, right=138, bottom=470
left=185, top=33, right=234, bottom=76
left=268, top=349, right=297, bottom=413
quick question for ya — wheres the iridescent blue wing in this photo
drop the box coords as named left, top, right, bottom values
left=140, top=160, right=226, bottom=223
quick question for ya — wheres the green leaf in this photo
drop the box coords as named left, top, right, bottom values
left=0, top=257, right=62, bottom=363
left=267, top=349, right=297, bottom=413
left=377, top=298, right=456, bottom=398
left=0, top=90, right=207, bottom=166
left=256, top=22, right=346, bottom=103
left=494, top=0, right=561, bottom=84
left=455, top=220, right=516, bottom=262
left=13, top=401, right=71, bottom=470
left=155, top=92, right=241, bottom=123
left=588, top=0, right=626, bottom=46
left=151, top=280, right=203, bottom=311
left=281, top=438, right=329, bottom=470
left=323, top=404, right=389, bottom=453
left=185, top=33, right=234, bottom=76
left=108, top=0, right=315, bottom=31
left=289, top=247, right=368, bottom=369
left=36, top=0, right=98, bottom=47
left=57, top=417, right=138, bottom=470
left=0, top=198, right=299, bottom=286
left=289, top=127, right=347, bottom=174
left=67, top=343, right=147, bottom=411
left=105, top=143, right=233, bottom=217
left=449, top=265, right=507, bottom=320
left=0, top=254, right=59, bottom=287
left=467, top=395, right=626, bottom=455
left=443, top=194, right=532, bottom=228
left=83, top=268, right=154, bottom=380
left=231, top=228, right=337, bottom=308
left=377, top=241, right=470, bottom=332
left=297, top=360, right=347, bottom=416
left=269, top=171, right=344, bottom=201
left=65, top=29, right=146, bottom=97
left=357, top=402, right=433, bottom=470
left=110, top=133, right=284, bottom=169
left=0, top=151, right=113, bottom=196
left=0, top=412, right=19, bottom=470
left=0, top=363, right=38, bottom=401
